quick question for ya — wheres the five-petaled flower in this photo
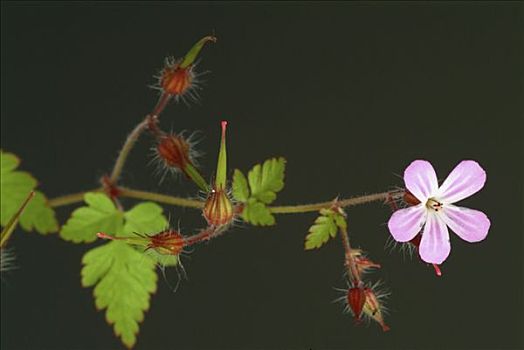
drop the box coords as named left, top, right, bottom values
left=388, top=160, right=490, bottom=264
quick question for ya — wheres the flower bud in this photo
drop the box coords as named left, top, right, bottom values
left=347, top=286, right=367, bottom=321
left=203, top=188, right=234, bottom=226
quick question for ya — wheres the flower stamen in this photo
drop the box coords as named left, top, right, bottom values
left=426, top=198, right=443, bottom=212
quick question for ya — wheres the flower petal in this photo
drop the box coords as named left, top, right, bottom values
left=404, top=160, right=439, bottom=203
left=437, top=160, right=486, bottom=204
left=388, top=204, right=427, bottom=242
left=419, top=211, right=450, bottom=264
left=440, top=205, right=490, bottom=243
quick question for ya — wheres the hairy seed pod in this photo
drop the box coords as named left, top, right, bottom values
left=156, top=134, right=192, bottom=170
left=203, top=189, right=234, bottom=226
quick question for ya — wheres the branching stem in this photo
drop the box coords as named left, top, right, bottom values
left=48, top=187, right=404, bottom=214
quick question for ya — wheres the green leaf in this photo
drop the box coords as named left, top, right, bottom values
left=82, top=241, right=157, bottom=348
left=19, top=191, right=59, bottom=234
left=123, top=202, right=168, bottom=237
left=305, top=208, right=347, bottom=250
left=60, top=193, right=123, bottom=243
left=232, top=169, right=249, bottom=202
left=242, top=199, right=275, bottom=226
left=124, top=202, right=177, bottom=267
left=247, top=157, right=286, bottom=204
left=1, top=150, right=58, bottom=234
left=1, top=191, right=34, bottom=248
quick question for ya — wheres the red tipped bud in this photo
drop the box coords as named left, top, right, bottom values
left=203, top=188, right=234, bottom=226
left=347, top=286, right=367, bottom=321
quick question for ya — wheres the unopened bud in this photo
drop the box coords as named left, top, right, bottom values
left=347, top=286, right=367, bottom=322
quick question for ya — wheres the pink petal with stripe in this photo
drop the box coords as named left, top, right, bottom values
left=404, top=160, right=439, bottom=203
left=388, top=204, right=427, bottom=242
left=419, top=212, right=451, bottom=264
left=437, top=160, right=486, bottom=204
left=441, top=204, right=490, bottom=242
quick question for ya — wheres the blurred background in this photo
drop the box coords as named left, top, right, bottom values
left=1, top=2, right=523, bottom=349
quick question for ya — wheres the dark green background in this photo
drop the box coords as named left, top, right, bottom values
left=1, top=2, right=523, bottom=349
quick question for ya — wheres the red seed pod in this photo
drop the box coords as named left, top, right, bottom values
left=404, top=190, right=421, bottom=206
left=347, top=286, right=367, bottom=321
left=156, top=134, right=192, bottom=170
left=147, top=230, right=185, bottom=256
left=203, top=188, right=234, bottom=226
left=160, top=65, right=193, bottom=97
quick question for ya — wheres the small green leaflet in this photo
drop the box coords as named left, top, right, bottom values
left=0, top=150, right=58, bottom=234
left=247, top=157, right=286, bottom=204
left=71, top=193, right=172, bottom=348
left=82, top=241, right=157, bottom=349
left=305, top=208, right=347, bottom=250
left=60, top=193, right=124, bottom=243
left=242, top=199, right=275, bottom=226
left=232, top=157, right=286, bottom=226
left=232, top=169, right=249, bottom=202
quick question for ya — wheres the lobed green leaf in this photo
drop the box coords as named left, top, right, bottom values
left=242, top=199, right=275, bottom=226
left=1, top=150, right=58, bottom=235
left=82, top=241, right=157, bottom=348
left=232, top=169, right=250, bottom=202
left=60, top=193, right=123, bottom=243
left=247, top=157, right=286, bottom=204
left=305, top=208, right=347, bottom=250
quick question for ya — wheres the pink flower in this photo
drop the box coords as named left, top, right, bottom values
left=388, top=160, right=490, bottom=264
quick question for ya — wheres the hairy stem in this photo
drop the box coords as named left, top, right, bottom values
left=48, top=188, right=103, bottom=207
left=118, top=187, right=204, bottom=209
left=339, top=226, right=360, bottom=285
left=184, top=226, right=218, bottom=246
left=109, top=119, right=150, bottom=183
left=49, top=187, right=404, bottom=214
left=269, top=191, right=402, bottom=213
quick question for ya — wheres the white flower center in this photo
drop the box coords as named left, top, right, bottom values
left=426, top=198, right=443, bottom=212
